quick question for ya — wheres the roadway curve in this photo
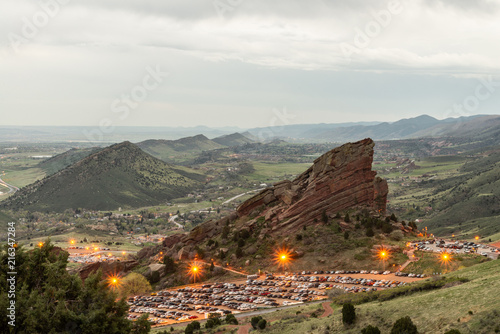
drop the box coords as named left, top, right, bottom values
left=168, top=215, right=184, bottom=230
left=0, top=177, right=19, bottom=195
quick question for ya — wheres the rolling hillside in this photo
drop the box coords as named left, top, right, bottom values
left=0, top=141, right=206, bottom=212
left=136, top=134, right=224, bottom=163
left=37, top=147, right=101, bottom=176
left=420, top=150, right=500, bottom=239
left=211, top=132, right=254, bottom=147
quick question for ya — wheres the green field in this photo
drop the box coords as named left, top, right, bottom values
left=246, top=162, right=311, bottom=183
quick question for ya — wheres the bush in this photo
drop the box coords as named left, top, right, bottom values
left=225, top=314, right=238, bottom=325
left=258, top=319, right=267, bottom=330
left=391, top=316, right=418, bottom=334
left=390, top=230, right=404, bottom=241
left=366, top=227, right=375, bottom=237
left=444, top=330, right=462, bottom=334
left=236, top=247, right=244, bottom=258
left=251, top=316, right=264, bottom=329
left=162, top=255, right=176, bottom=274
left=342, top=303, right=356, bottom=325
left=205, top=317, right=221, bottom=329
left=238, top=238, right=245, bottom=248
left=344, top=213, right=351, bottom=223
left=362, top=325, right=381, bottom=334
left=344, top=231, right=350, bottom=240
left=131, top=314, right=151, bottom=334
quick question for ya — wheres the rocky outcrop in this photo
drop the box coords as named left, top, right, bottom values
left=237, top=138, right=387, bottom=231
left=76, top=260, right=139, bottom=281
left=157, top=138, right=388, bottom=254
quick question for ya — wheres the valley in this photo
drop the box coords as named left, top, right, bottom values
left=1, top=115, right=500, bottom=334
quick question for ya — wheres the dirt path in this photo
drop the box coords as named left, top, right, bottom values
left=237, top=324, right=252, bottom=334
left=399, top=249, right=419, bottom=272
left=321, top=301, right=333, bottom=318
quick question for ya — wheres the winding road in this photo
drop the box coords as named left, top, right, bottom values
left=168, top=215, right=184, bottom=229
left=0, top=176, right=19, bottom=195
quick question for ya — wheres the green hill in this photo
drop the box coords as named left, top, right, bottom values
left=212, top=132, right=254, bottom=147
left=262, top=259, right=500, bottom=334
left=420, top=150, right=500, bottom=239
left=37, top=147, right=101, bottom=176
left=0, top=141, right=205, bottom=212
left=136, top=134, right=224, bottom=163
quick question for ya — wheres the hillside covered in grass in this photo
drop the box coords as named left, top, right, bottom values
left=421, top=150, right=500, bottom=239
left=0, top=142, right=206, bottom=212
left=260, top=259, right=500, bottom=334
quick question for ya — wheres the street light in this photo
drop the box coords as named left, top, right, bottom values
left=440, top=252, right=452, bottom=266
left=378, top=248, right=389, bottom=271
left=38, top=242, right=44, bottom=248
left=475, top=236, right=480, bottom=241
left=70, top=239, right=75, bottom=245
left=274, top=246, right=292, bottom=272
left=107, top=275, right=121, bottom=289
left=188, top=262, right=203, bottom=284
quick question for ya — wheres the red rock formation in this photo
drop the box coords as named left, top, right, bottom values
left=76, top=260, right=138, bottom=281
left=237, top=138, right=387, bottom=231
left=158, top=138, right=388, bottom=253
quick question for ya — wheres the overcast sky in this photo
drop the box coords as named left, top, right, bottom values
left=1, top=0, right=499, bottom=128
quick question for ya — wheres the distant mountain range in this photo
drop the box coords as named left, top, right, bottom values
left=246, top=114, right=500, bottom=142
left=1, top=142, right=205, bottom=212
left=1, top=114, right=499, bottom=144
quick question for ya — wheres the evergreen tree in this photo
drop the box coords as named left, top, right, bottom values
left=391, top=316, right=418, bottom=334
left=0, top=241, right=134, bottom=334
left=362, top=325, right=381, bottom=334
left=342, top=303, right=356, bottom=325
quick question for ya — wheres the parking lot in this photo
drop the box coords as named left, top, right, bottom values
left=410, top=239, right=499, bottom=259
left=127, top=270, right=424, bottom=326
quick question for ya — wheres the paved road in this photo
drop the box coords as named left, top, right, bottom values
left=222, top=188, right=265, bottom=205
left=168, top=215, right=184, bottom=229
left=0, top=177, right=19, bottom=195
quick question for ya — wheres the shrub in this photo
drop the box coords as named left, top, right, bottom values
left=238, top=238, right=245, bottom=248
left=366, top=227, right=375, bottom=237
left=344, top=213, right=351, bottom=223
left=342, top=303, right=356, bottom=325
left=390, top=230, right=404, bottom=241
left=225, top=314, right=238, bottom=325
left=362, top=325, right=381, bottom=334
left=444, top=330, right=462, bottom=334
left=344, top=231, right=350, bottom=240
left=251, top=316, right=264, bottom=329
left=391, top=316, right=418, bottom=334
left=258, top=319, right=267, bottom=330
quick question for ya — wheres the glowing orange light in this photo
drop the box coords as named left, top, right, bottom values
left=107, top=275, right=121, bottom=288
left=188, top=262, right=203, bottom=283
left=475, top=236, right=479, bottom=241
left=122, top=251, right=126, bottom=255
left=70, top=239, right=75, bottom=245
left=440, top=252, right=452, bottom=265
left=378, top=249, right=389, bottom=260
left=273, top=246, right=293, bottom=270
left=85, top=247, right=89, bottom=250
left=38, top=242, right=43, bottom=248
left=94, top=247, right=99, bottom=251
left=108, top=253, right=112, bottom=257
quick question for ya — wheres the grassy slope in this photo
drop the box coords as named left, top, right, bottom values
left=137, top=135, right=224, bottom=163
left=1, top=142, right=205, bottom=212
left=263, top=259, right=500, bottom=334
left=37, top=147, right=99, bottom=176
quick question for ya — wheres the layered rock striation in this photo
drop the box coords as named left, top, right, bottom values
left=155, top=138, right=388, bottom=259
left=237, top=138, right=387, bottom=231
